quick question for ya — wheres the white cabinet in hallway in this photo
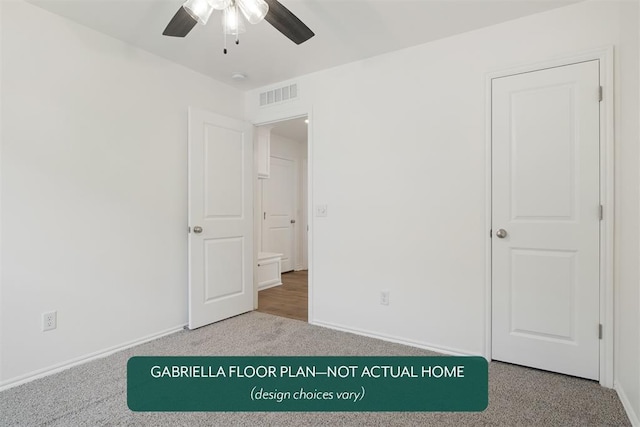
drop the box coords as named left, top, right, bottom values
left=257, top=252, right=283, bottom=290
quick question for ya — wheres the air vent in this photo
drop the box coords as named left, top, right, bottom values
left=259, top=83, right=298, bottom=107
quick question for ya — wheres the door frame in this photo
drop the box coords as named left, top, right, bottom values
left=252, top=107, right=314, bottom=322
left=484, top=47, right=615, bottom=387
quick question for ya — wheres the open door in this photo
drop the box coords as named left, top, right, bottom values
left=188, top=108, right=254, bottom=330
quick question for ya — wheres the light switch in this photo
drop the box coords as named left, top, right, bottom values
left=315, top=205, right=328, bottom=217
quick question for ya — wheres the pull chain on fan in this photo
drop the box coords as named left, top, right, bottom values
left=222, top=4, right=245, bottom=53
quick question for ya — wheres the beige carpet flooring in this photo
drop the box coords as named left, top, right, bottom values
left=0, top=311, right=630, bottom=426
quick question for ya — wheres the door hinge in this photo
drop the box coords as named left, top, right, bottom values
left=489, top=229, right=492, bottom=238
left=599, top=86, right=603, bottom=102
left=188, top=226, right=191, bottom=233
left=599, top=205, right=604, bottom=221
left=599, top=324, right=603, bottom=339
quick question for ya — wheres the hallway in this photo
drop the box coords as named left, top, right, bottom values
left=257, top=270, right=308, bottom=321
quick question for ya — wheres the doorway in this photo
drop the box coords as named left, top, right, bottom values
left=255, top=116, right=309, bottom=322
left=490, top=60, right=603, bottom=380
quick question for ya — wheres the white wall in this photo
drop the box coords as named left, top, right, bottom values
left=615, top=0, right=640, bottom=422
left=0, top=0, right=244, bottom=386
left=613, top=0, right=640, bottom=423
left=248, top=0, right=639, bottom=421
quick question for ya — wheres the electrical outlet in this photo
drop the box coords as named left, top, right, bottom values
left=380, top=291, right=390, bottom=306
left=42, top=311, right=57, bottom=332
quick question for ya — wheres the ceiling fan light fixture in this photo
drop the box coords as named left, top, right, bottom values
left=163, top=0, right=314, bottom=49
left=182, top=0, right=215, bottom=24
left=222, top=5, right=246, bottom=34
left=209, top=0, right=232, bottom=10
left=236, top=0, right=269, bottom=24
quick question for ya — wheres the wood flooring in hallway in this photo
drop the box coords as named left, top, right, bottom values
left=257, top=270, right=308, bottom=322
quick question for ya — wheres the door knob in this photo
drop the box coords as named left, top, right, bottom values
left=193, top=226, right=203, bottom=234
left=495, top=229, right=508, bottom=239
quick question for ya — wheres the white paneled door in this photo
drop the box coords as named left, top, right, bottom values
left=188, top=108, right=253, bottom=330
left=262, top=157, right=296, bottom=272
left=491, top=61, right=601, bottom=380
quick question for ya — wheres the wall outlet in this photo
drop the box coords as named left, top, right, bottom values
left=380, top=291, right=390, bottom=306
left=42, top=311, right=57, bottom=332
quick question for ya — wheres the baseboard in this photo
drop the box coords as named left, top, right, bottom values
left=310, top=319, right=477, bottom=357
left=615, top=381, right=640, bottom=427
left=0, top=324, right=186, bottom=392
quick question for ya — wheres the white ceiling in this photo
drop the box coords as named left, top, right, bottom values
left=27, top=0, right=581, bottom=90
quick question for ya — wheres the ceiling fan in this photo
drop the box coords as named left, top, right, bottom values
left=163, top=0, right=315, bottom=54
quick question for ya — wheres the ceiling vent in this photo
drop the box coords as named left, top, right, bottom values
left=259, top=83, right=298, bottom=107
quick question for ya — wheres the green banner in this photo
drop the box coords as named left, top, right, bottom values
left=127, top=356, right=488, bottom=412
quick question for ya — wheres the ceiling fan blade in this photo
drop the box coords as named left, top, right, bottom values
left=263, top=0, right=314, bottom=45
left=163, top=7, right=198, bottom=37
